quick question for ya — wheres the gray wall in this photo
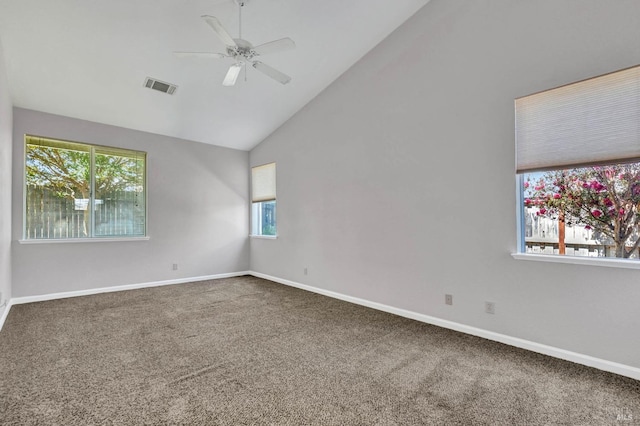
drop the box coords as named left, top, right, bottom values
left=12, top=108, right=249, bottom=297
left=0, top=37, right=12, bottom=314
left=250, top=0, right=640, bottom=368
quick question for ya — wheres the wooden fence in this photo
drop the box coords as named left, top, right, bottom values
left=25, top=185, right=145, bottom=239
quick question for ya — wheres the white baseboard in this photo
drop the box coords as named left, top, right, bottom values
left=249, top=271, right=640, bottom=382
left=7, top=271, right=251, bottom=307
left=0, top=300, right=12, bottom=333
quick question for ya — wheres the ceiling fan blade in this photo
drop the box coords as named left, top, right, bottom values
left=253, top=38, right=296, bottom=56
left=173, top=52, right=227, bottom=59
left=201, top=15, right=237, bottom=47
left=252, top=61, right=291, bottom=85
left=223, top=63, right=243, bottom=86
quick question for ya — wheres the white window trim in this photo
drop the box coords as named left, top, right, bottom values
left=249, top=235, right=277, bottom=240
left=511, top=252, right=640, bottom=270
left=515, top=173, right=640, bottom=269
left=516, top=172, right=640, bottom=269
left=19, top=237, right=150, bottom=244
left=251, top=163, right=277, bottom=237
left=23, top=135, right=147, bottom=241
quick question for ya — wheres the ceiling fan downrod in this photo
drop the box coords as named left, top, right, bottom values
left=237, top=1, right=244, bottom=39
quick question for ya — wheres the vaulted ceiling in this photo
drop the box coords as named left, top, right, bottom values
left=0, top=0, right=429, bottom=150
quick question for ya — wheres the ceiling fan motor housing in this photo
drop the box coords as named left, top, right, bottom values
left=228, top=39, right=256, bottom=60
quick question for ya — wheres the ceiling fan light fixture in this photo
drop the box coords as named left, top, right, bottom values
left=223, top=63, right=243, bottom=86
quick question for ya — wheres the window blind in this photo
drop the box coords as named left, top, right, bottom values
left=26, top=135, right=91, bottom=153
left=252, top=162, right=276, bottom=203
left=516, top=65, right=640, bottom=173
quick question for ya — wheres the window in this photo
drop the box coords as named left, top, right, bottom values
left=516, top=65, right=640, bottom=260
left=25, top=136, right=146, bottom=240
left=251, top=162, right=276, bottom=236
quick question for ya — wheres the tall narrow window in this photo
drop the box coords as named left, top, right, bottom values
left=251, top=162, right=276, bottom=236
left=25, top=136, right=146, bottom=240
left=516, top=65, right=640, bottom=260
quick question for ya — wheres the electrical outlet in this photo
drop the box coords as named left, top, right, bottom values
left=304, top=267, right=308, bottom=275
left=172, top=263, right=178, bottom=271
left=445, top=294, right=453, bottom=305
left=485, top=301, right=495, bottom=315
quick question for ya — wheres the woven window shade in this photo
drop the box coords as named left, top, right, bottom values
left=516, top=65, right=640, bottom=173
left=252, top=162, right=276, bottom=202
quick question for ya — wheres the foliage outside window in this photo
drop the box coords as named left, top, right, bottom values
left=251, top=163, right=276, bottom=236
left=25, top=136, right=146, bottom=239
left=522, top=163, right=640, bottom=259
left=516, top=65, right=640, bottom=260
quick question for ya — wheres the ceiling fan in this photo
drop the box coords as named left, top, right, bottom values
left=175, top=0, right=295, bottom=86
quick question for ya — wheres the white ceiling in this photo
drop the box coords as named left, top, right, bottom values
left=0, top=0, right=429, bottom=151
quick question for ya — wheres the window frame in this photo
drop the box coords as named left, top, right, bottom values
left=21, top=135, right=148, bottom=243
left=251, top=200, right=277, bottom=239
left=516, top=162, right=640, bottom=265
left=514, top=65, right=640, bottom=267
left=250, top=162, right=277, bottom=238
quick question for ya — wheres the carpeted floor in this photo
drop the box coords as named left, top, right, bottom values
left=0, top=276, right=638, bottom=425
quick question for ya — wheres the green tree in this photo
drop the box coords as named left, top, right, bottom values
left=525, top=164, right=640, bottom=258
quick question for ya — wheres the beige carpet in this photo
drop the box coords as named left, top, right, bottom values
left=0, top=276, right=638, bottom=425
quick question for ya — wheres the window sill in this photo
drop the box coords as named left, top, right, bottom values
left=250, top=235, right=277, bottom=240
left=19, top=237, right=150, bottom=244
left=511, top=252, right=640, bottom=270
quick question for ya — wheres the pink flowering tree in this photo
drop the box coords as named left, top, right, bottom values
left=524, top=163, right=640, bottom=258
